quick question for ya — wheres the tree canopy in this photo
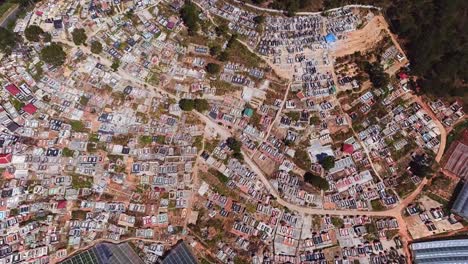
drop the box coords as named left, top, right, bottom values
left=206, top=63, right=221, bottom=75
left=209, top=45, right=221, bottom=56
left=111, top=59, right=120, bottom=72
left=40, top=43, right=66, bottom=67
left=178, top=98, right=210, bottom=112
left=0, top=27, right=16, bottom=54
left=180, top=1, right=200, bottom=35
left=364, top=61, right=389, bottom=89
left=319, top=155, right=335, bottom=170
left=226, top=137, right=243, bottom=160
left=24, top=25, right=44, bottom=42
left=304, top=172, right=329, bottom=190
left=90, top=41, right=103, bottom=54
left=72, top=28, right=87, bottom=45
left=253, top=15, right=265, bottom=24
left=385, top=0, right=467, bottom=103
left=226, top=137, right=242, bottom=153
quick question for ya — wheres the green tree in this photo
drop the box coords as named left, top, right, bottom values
left=125, top=8, right=134, bottom=19
left=69, top=120, right=87, bottom=132
left=215, top=24, right=228, bottom=36
left=218, top=51, right=229, bottom=61
left=62, top=147, right=75, bottom=157
left=364, top=62, right=389, bottom=89
left=90, top=41, right=103, bottom=54
left=193, top=99, right=209, bottom=112
left=303, top=172, right=329, bottom=190
left=179, top=99, right=209, bottom=112
left=179, top=99, right=195, bottom=111
left=40, top=43, right=66, bottom=67
left=226, top=137, right=241, bottom=152
left=226, top=34, right=238, bottom=49
left=209, top=45, right=221, bottom=56
left=139, top=135, right=153, bottom=146
left=24, top=25, right=44, bottom=42
left=111, top=59, right=120, bottom=72
left=253, top=15, right=265, bottom=24
left=180, top=1, right=200, bottom=35
left=320, top=155, right=335, bottom=170
left=71, top=28, right=87, bottom=45
left=0, top=27, right=16, bottom=53
left=43, top=32, right=52, bottom=42
left=205, top=63, right=221, bottom=75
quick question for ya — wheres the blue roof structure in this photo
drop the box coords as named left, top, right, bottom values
left=325, top=33, right=337, bottom=43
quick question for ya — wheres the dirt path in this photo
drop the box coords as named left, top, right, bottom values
left=410, top=95, right=447, bottom=163
left=250, top=81, right=291, bottom=157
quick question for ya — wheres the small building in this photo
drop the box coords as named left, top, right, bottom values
left=325, top=33, right=337, bottom=43
left=243, top=108, right=254, bottom=118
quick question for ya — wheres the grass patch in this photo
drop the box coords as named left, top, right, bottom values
left=10, top=98, right=25, bottom=111
left=396, top=180, right=416, bottom=198
left=331, top=216, right=344, bottom=227
left=210, top=79, right=241, bottom=96
left=204, top=139, right=220, bottom=153
left=385, top=229, right=399, bottom=240
left=79, top=95, right=89, bottom=106
left=208, top=168, right=229, bottom=183
left=225, top=40, right=262, bottom=68
left=69, top=120, right=87, bottom=132
left=62, top=147, right=74, bottom=157
left=139, top=135, right=153, bottom=146
left=0, top=2, right=15, bottom=18
left=71, top=210, right=88, bottom=220
left=292, top=149, right=311, bottom=171
left=193, top=135, right=203, bottom=150
left=446, top=120, right=468, bottom=153
left=70, top=173, right=93, bottom=189
left=371, top=200, right=385, bottom=211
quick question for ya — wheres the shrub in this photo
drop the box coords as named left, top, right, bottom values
left=90, top=41, right=103, bottom=54
left=304, top=172, right=329, bottom=190
left=40, top=43, right=66, bottom=66
left=24, top=25, right=44, bottom=42
left=206, top=63, right=221, bottom=75
left=71, top=28, right=87, bottom=45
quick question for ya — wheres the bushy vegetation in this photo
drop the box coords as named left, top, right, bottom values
left=226, top=137, right=244, bottom=160
left=364, top=61, right=389, bottom=88
left=90, top=41, right=103, bottom=54
left=251, top=0, right=316, bottom=16
left=40, top=43, right=66, bottom=66
left=139, top=135, right=153, bottom=146
left=304, top=172, right=329, bottom=190
left=180, top=1, right=200, bottom=35
left=324, top=0, right=467, bottom=104
left=0, top=27, right=16, bottom=54
left=71, top=28, right=87, bottom=45
left=386, top=0, right=467, bottom=102
left=111, top=59, right=120, bottom=71
left=293, top=149, right=311, bottom=170
left=178, top=98, right=210, bottom=112
left=24, top=25, right=44, bottom=42
left=69, top=120, right=87, bottom=132
left=205, top=63, right=221, bottom=75
left=62, top=147, right=75, bottom=157
left=319, top=155, right=335, bottom=170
